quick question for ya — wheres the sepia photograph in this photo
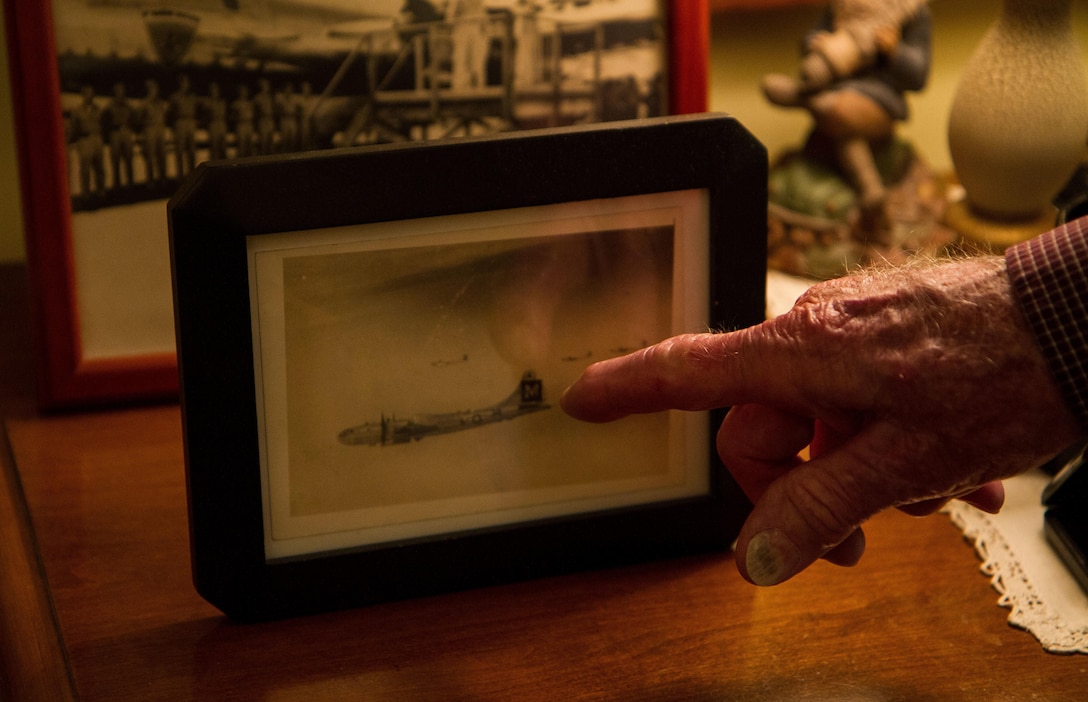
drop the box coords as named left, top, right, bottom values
left=249, top=191, right=711, bottom=559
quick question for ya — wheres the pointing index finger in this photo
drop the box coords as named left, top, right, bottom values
left=559, top=331, right=761, bottom=422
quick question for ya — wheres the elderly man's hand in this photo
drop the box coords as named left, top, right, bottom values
left=561, top=256, right=1082, bottom=585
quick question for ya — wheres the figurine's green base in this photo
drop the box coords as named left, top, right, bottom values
left=767, top=136, right=955, bottom=280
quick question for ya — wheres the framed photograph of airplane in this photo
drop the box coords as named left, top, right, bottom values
left=3, top=0, right=709, bottom=408
left=169, top=113, right=767, bottom=621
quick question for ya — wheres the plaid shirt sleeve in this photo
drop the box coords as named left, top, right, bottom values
left=1005, top=215, right=1088, bottom=431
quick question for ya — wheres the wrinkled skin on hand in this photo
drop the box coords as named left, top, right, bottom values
left=561, top=256, right=1083, bottom=585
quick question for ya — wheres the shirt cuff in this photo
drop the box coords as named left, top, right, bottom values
left=1006, top=216, right=1088, bottom=432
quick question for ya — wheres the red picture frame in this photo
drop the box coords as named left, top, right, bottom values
left=3, top=0, right=708, bottom=408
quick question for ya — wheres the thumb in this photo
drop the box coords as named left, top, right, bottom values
left=737, top=451, right=886, bottom=586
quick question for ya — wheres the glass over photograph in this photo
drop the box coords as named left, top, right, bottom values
left=249, top=189, right=710, bottom=559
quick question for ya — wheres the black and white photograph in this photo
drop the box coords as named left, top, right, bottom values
left=249, top=190, right=711, bottom=559
left=57, top=0, right=673, bottom=211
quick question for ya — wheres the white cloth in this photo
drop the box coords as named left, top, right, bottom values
left=766, top=269, right=814, bottom=319
left=945, top=471, right=1088, bottom=654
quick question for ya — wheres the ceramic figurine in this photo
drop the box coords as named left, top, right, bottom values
left=761, top=0, right=949, bottom=278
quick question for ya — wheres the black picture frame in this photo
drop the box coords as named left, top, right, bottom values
left=170, top=113, right=767, bottom=622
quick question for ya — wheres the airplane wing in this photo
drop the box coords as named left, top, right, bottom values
left=537, top=0, right=659, bottom=23
left=87, top=0, right=391, bottom=20
left=323, top=19, right=396, bottom=41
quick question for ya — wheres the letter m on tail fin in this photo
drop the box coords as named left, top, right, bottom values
left=519, top=371, right=543, bottom=406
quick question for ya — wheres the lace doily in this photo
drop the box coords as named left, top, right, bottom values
left=944, top=471, right=1088, bottom=654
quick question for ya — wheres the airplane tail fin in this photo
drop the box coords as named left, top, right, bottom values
left=499, top=371, right=545, bottom=409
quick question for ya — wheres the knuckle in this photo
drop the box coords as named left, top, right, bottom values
left=778, top=470, right=866, bottom=551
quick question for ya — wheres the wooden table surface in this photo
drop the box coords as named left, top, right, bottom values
left=2, top=401, right=1086, bottom=701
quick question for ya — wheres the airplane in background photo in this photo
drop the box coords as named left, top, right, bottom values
left=55, top=0, right=657, bottom=79
left=337, top=371, right=550, bottom=447
left=55, top=0, right=666, bottom=207
left=55, top=0, right=395, bottom=82
left=62, top=0, right=390, bottom=54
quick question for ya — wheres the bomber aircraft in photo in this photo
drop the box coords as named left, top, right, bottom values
left=338, top=371, right=550, bottom=447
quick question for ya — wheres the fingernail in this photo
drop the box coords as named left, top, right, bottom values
left=745, top=529, right=801, bottom=586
